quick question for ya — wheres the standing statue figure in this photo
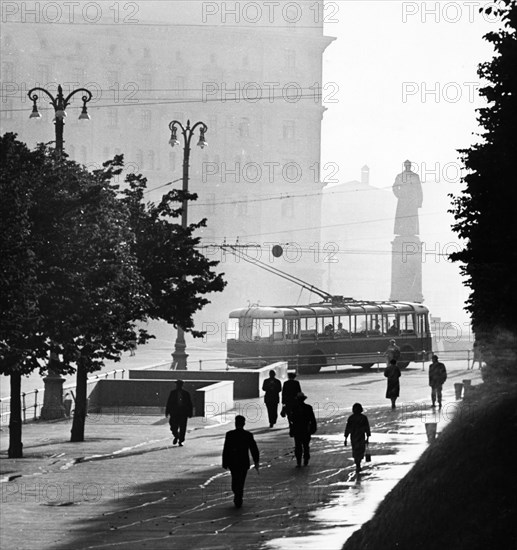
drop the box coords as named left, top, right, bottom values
left=393, top=160, right=423, bottom=236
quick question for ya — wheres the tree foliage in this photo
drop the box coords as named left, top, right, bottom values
left=450, top=1, right=517, bottom=377
left=1, top=134, right=226, bottom=451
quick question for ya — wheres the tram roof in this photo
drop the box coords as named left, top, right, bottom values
left=229, top=302, right=429, bottom=319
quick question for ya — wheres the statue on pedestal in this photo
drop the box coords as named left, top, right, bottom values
left=393, top=160, right=423, bottom=236
left=390, top=160, right=424, bottom=303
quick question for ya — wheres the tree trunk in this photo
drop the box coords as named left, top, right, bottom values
left=70, top=360, right=88, bottom=442
left=8, top=372, right=23, bottom=458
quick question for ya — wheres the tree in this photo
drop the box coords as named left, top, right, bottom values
left=0, top=134, right=49, bottom=457
left=0, top=135, right=152, bottom=450
left=450, top=0, right=517, bottom=379
left=120, top=162, right=226, bottom=337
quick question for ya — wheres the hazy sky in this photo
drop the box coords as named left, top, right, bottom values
left=318, top=1, right=495, bottom=328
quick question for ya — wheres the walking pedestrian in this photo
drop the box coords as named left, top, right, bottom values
left=428, top=354, right=447, bottom=408
left=262, top=370, right=282, bottom=428
left=384, top=359, right=401, bottom=409
left=344, top=403, right=371, bottom=474
left=290, top=392, right=317, bottom=467
left=384, top=339, right=401, bottom=367
left=222, top=415, right=260, bottom=508
left=281, top=371, right=302, bottom=428
left=165, top=380, right=193, bottom=446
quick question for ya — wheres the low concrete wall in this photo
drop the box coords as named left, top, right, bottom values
left=88, top=379, right=233, bottom=418
left=128, top=362, right=288, bottom=399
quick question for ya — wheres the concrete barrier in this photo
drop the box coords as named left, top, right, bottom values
left=88, top=379, right=234, bottom=417
left=128, top=362, right=288, bottom=399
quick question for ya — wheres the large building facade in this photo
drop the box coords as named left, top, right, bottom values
left=1, top=1, right=334, bottom=339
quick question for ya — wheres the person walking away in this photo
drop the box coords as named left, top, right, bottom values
left=222, top=415, right=260, bottom=508
left=281, top=371, right=302, bottom=428
left=165, top=380, right=193, bottom=446
left=262, top=370, right=282, bottom=428
left=428, top=354, right=447, bottom=408
left=344, top=403, right=371, bottom=474
left=384, top=339, right=401, bottom=367
left=290, top=392, right=317, bottom=467
left=384, top=359, right=401, bottom=409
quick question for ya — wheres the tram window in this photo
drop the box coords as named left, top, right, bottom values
left=273, top=319, right=284, bottom=340
left=227, top=318, right=239, bottom=341
left=399, top=314, right=415, bottom=334
left=335, top=316, right=350, bottom=337
left=322, top=317, right=334, bottom=337
left=352, top=315, right=367, bottom=336
left=386, top=314, right=399, bottom=335
left=239, top=318, right=253, bottom=341
left=252, top=319, right=273, bottom=339
left=301, top=317, right=316, bottom=338
left=285, top=319, right=299, bottom=339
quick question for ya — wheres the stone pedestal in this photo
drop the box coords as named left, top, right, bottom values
left=40, top=371, right=66, bottom=420
left=390, top=235, right=423, bottom=302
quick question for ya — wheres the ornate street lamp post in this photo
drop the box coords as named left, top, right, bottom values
left=28, top=84, right=92, bottom=155
left=27, top=84, right=92, bottom=419
left=168, top=119, right=208, bottom=370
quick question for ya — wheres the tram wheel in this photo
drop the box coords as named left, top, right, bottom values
left=398, top=345, right=414, bottom=369
left=359, top=363, right=374, bottom=370
left=298, top=351, right=326, bottom=375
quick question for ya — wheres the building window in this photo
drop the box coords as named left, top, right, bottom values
left=207, top=193, right=216, bottom=214
left=169, top=151, right=177, bottom=172
left=238, top=117, right=250, bottom=138
left=173, top=76, right=185, bottom=97
left=73, top=67, right=86, bottom=86
left=147, top=151, right=155, bottom=171
left=237, top=196, right=248, bottom=216
left=141, top=110, right=151, bottom=130
left=107, top=71, right=119, bottom=85
left=140, top=73, right=152, bottom=91
left=1, top=100, right=14, bottom=120
left=208, top=116, right=217, bottom=136
left=282, top=120, right=295, bottom=140
left=37, top=65, right=49, bottom=86
left=286, top=49, right=296, bottom=69
left=108, top=109, right=118, bottom=128
left=136, top=149, right=144, bottom=170
left=2, top=61, right=14, bottom=81
left=281, top=200, right=294, bottom=218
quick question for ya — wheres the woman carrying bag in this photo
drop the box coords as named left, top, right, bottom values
left=344, top=402, right=371, bottom=474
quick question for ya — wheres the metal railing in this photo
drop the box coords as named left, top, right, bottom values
left=0, top=362, right=170, bottom=426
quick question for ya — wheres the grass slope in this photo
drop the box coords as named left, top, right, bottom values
left=342, top=382, right=517, bottom=550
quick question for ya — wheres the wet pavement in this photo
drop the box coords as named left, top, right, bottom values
left=0, top=361, right=481, bottom=550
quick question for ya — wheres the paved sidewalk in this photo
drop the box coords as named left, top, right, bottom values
left=0, top=365, right=481, bottom=550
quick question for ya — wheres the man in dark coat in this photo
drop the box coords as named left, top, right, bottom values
left=290, top=392, right=317, bottom=467
left=428, top=355, right=447, bottom=408
left=344, top=402, right=371, bottom=474
left=165, top=380, right=193, bottom=446
left=222, top=415, right=260, bottom=508
left=384, top=359, right=401, bottom=409
left=262, top=370, right=282, bottom=428
left=281, top=372, right=302, bottom=427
